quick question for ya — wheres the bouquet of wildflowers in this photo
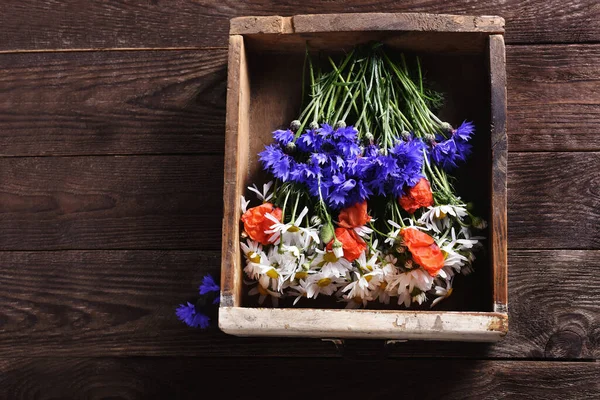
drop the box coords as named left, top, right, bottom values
left=238, top=44, right=486, bottom=309
left=241, top=45, right=486, bottom=308
left=240, top=44, right=486, bottom=310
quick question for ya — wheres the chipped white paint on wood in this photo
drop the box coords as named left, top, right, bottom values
left=219, top=307, right=508, bottom=342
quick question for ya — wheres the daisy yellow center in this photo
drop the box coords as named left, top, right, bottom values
left=445, top=288, right=453, bottom=297
left=323, top=252, right=339, bottom=263
left=248, top=252, right=261, bottom=263
left=257, top=285, right=268, bottom=295
left=380, top=281, right=387, bottom=290
left=438, top=211, right=447, bottom=219
left=295, top=271, right=308, bottom=279
left=317, top=278, right=332, bottom=287
left=364, top=275, right=373, bottom=282
left=266, top=269, right=279, bottom=279
left=366, top=265, right=373, bottom=271
left=288, top=225, right=300, bottom=233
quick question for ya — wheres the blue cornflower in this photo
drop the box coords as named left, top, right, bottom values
left=272, top=129, right=294, bottom=146
left=431, top=122, right=475, bottom=170
left=362, top=153, right=397, bottom=196
left=363, top=144, right=379, bottom=158
left=318, top=123, right=334, bottom=137
left=199, top=274, right=219, bottom=295
left=329, top=177, right=356, bottom=207
left=391, top=140, right=425, bottom=189
left=176, top=302, right=210, bottom=329
left=297, top=128, right=323, bottom=152
left=335, top=139, right=361, bottom=158
left=454, top=121, right=475, bottom=141
left=312, top=153, right=328, bottom=165
left=332, top=126, right=358, bottom=141
left=259, top=144, right=293, bottom=181
left=259, top=144, right=284, bottom=171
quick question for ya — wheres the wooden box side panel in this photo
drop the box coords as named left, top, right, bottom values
left=221, top=35, right=250, bottom=307
left=488, top=34, right=508, bottom=313
left=219, top=307, right=508, bottom=342
left=230, top=13, right=505, bottom=35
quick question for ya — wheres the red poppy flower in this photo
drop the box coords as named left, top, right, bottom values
left=327, top=227, right=366, bottom=262
left=241, top=203, right=282, bottom=245
left=399, top=178, right=434, bottom=214
left=400, top=228, right=445, bottom=276
left=338, top=201, right=372, bottom=229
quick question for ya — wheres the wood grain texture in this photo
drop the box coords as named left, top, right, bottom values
left=0, top=153, right=596, bottom=251
left=0, top=44, right=598, bottom=156
left=508, top=44, right=600, bottom=151
left=0, top=250, right=597, bottom=358
left=231, top=13, right=505, bottom=35
left=489, top=35, right=508, bottom=309
left=1, top=0, right=599, bottom=50
left=1, top=358, right=598, bottom=399
left=508, top=152, right=600, bottom=249
left=0, top=156, right=223, bottom=250
left=0, top=50, right=227, bottom=156
left=221, top=35, right=248, bottom=308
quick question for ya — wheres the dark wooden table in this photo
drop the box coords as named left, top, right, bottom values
left=1, top=2, right=598, bottom=399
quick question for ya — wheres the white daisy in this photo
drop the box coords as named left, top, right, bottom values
left=289, top=279, right=310, bottom=305
left=311, top=249, right=353, bottom=278
left=431, top=279, right=454, bottom=308
left=240, top=239, right=266, bottom=264
left=353, top=223, right=374, bottom=238
left=384, top=220, right=402, bottom=246
left=240, top=195, right=250, bottom=213
left=265, top=207, right=320, bottom=246
left=388, top=268, right=434, bottom=299
left=247, top=181, right=274, bottom=202
left=305, top=273, right=346, bottom=299
left=342, top=271, right=377, bottom=303
left=248, top=283, right=281, bottom=306
left=257, top=265, right=284, bottom=291
left=412, top=292, right=428, bottom=305
left=355, top=250, right=380, bottom=273
left=240, top=239, right=261, bottom=255
left=419, top=204, right=468, bottom=233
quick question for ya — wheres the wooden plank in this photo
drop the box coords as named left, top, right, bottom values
left=508, top=152, right=600, bottom=249
left=0, top=50, right=227, bottom=156
left=0, top=153, right=597, bottom=250
left=508, top=44, right=600, bottom=151
left=221, top=35, right=248, bottom=308
left=0, top=156, right=223, bottom=250
left=0, top=45, right=598, bottom=157
left=489, top=35, right=508, bottom=311
left=0, top=250, right=597, bottom=358
left=231, top=13, right=505, bottom=35
left=292, top=13, right=504, bottom=34
left=0, top=1, right=599, bottom=50
left=220, top=307, right=507, bottom=341
left=1, top=358, right=598, bottom=399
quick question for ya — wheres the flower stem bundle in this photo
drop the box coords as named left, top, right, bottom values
left=241, top=43, right=486, bottom=309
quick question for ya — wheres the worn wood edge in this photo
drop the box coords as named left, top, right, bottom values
left=219, top=307, right=508, bottom=341
left=230, top=16, right=294, bottom=35
left=230, top=13, right=505, bottom=35
left=488, top=34, right=508, bottom=313
left=221, top=35, right=247, bottom=307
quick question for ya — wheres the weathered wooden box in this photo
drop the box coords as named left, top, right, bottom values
left=220, top=13, right=508, bottom=341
